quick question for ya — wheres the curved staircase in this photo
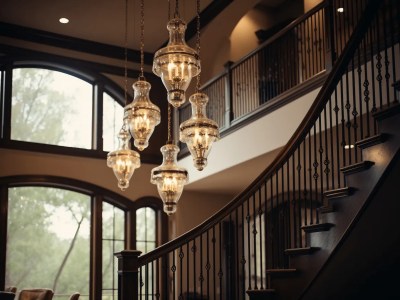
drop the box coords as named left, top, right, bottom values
left=115, top=0, right=400, bottom=299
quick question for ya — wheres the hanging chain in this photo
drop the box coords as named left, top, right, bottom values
left=196, top=0, right=201, bottom=93
left=167, top=103, right=173, bottom=144
left=168, top=0, right=171, bottom=21
left=124, top=0, right=129, bottom=106
left=139, top=0, right=145, bottom=80
left=174, top=0, right=179, bottom=18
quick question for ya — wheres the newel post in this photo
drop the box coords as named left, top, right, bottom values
left=115, top=250, right=142, bottom=300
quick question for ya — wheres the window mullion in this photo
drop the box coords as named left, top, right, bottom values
left=91, top=194, right=103, bottom=300
left=93, top=84, right=103, bottom=151
left=1, top=67, right=12, bottom=140
left=0, top=185, right=8, bottom=290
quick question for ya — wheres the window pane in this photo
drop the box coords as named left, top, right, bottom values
left=11, top=68, right=92, bottom=148
left=6, top=187, right=91, bottom=299
left=102, top=202, right=125, bottom=240
left=103, top=92, right=123, bottom=152
left=136, top=207, right=156, bottom=254
left=102, top=202, right=125, bottom=300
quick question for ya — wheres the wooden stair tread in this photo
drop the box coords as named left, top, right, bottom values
left=340, top=161, right=374, bottom=175
left=373, top=102, right=400, bottom=121
left=356, top=133, right=388, bottom=149
left=266, top=268, right=297, bottom=274
left=318, top=205, right=334, bottom=214
left=302, top=223, right=334, bottom=233
left=285, top=247, right=320, bottom=255
left=324, top=187, right=354, bottom=199
left=247, top=289, right=276, bottom=300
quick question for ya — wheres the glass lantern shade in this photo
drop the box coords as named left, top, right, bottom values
left=153, top=18, right=201, bottom=108
left=150, top=143, right=188, bottom=215
left=124, top=80, right=161, bottom=151
left=179, top=92, right=220, bottom=171
left=107, top=128, right=141, bottom=191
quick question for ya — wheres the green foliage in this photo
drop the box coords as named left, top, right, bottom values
left=11, top=68, right=73, bottom=144
left=6, top=187, right=90, bottom=296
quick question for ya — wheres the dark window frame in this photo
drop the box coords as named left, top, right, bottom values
left=0, top=175, right=167, bottom=300
left=0, top=61, right=126, bottom=159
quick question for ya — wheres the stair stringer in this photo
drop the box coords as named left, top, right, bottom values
left=267, top=106, right=400, bottom=300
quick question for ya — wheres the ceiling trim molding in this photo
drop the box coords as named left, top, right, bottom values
left=0, top=44, right=158, bottom=80
left=0, top=0, right=232, bottom=65
left=0, top=21, right=154, bottom=65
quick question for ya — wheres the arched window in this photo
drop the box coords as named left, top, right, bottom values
left=0, top=177, right=167, bottom=300
left=0, top=64, right=126, bottom=156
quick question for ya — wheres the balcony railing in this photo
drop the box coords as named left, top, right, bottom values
left=179, top=0, right=364, bottom=140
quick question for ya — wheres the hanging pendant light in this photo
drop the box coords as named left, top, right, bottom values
left=180, top=0, right=219, bottom=171
left=124, top=79, right=160, bottom=151
left=152, top=0, right=201, bottom=108
left=151, top=103, right=188, bottom=215
left=180, top=93, right=219, bottom=170
left=125, top=0, right=161, bottom=151
left=150, top=142, right=188, bottom=215
left=107, top=127, right=141, bottom=191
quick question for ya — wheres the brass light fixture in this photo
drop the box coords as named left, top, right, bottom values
left=179, top=0, right=220, bottom=171
left=124, top=0, right=161, bottom=151
left=151, top=104, right=188, bottom=215
left=107, top=0, right=141, bottom=191
left=107, top=127, right=141, bottom=190
left=152, top=0, right=201, bottom=108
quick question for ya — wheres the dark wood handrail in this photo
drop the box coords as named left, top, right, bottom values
left=138, top=0, right=382, bottom=267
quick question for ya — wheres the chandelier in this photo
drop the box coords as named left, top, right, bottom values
left=107, top=127, right=141, bottom=191
left=124, top=0, right=161, bottom=151
left=179, top=0, right=219, bottom=171
left=151, top=105, right=188, bottom=215
left=108, top=0, right=218, bottom=216
left=152, top=0, right=201, bottom=108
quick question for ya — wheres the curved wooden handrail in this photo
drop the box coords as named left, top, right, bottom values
left=138, top=0, right=382, bottom=267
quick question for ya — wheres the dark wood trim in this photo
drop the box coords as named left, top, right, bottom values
left=158, top=0, right=233, bottom=48
left=0, top=44, right=155, bottom=82
left=91, top=195, right=103, bottom=300
left=0, top=22, right=154, bottom=65
left=0, top=175, right=136, bottom=210
left=0, top=185, right=8, bottom=290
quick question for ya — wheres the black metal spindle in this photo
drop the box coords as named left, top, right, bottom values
left=219, top=223, right=222, bottom=300
left=368, top=15, right=378, bottom=134
left=192, top=240, right=196, bottom=300
left=308, top=131, right=313, bottom=225
left=212, top=226, right=216, bottom=300
left=297, top=147, right=302, bottom=248
left=350, top=58, right=359, bottom=163
left=187, top=243, right=190, bottom=300
left=179, top=246, right=183, bottom=300
left=241, top=204, right=246, bottom=297
left=252, top=193, right=258, bottom=289
left=235, top=209, right=240, bottom=298
left=381, top=2, right=391, bottom=107
left=172, top=251, right=176, bottom=300
left=206, top=231, right=210, bottom=298
left=200, top=234, right=203, bottom=299
left=258, top=186, right=264, bottom=289
left=389, top=0, right=397, bottom=103
left=246, top=199, right=252, bottom=290
left=313, top=125, right=318, bottom=224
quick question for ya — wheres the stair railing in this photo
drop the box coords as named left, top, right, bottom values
left=116, top=0, right=399, bottom=299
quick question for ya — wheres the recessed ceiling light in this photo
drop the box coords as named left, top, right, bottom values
left=344, top=144, right=354, bottom=149
left=59, top=17, right=69, bottom=24
left=337, top=7, right=344, bottom=13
